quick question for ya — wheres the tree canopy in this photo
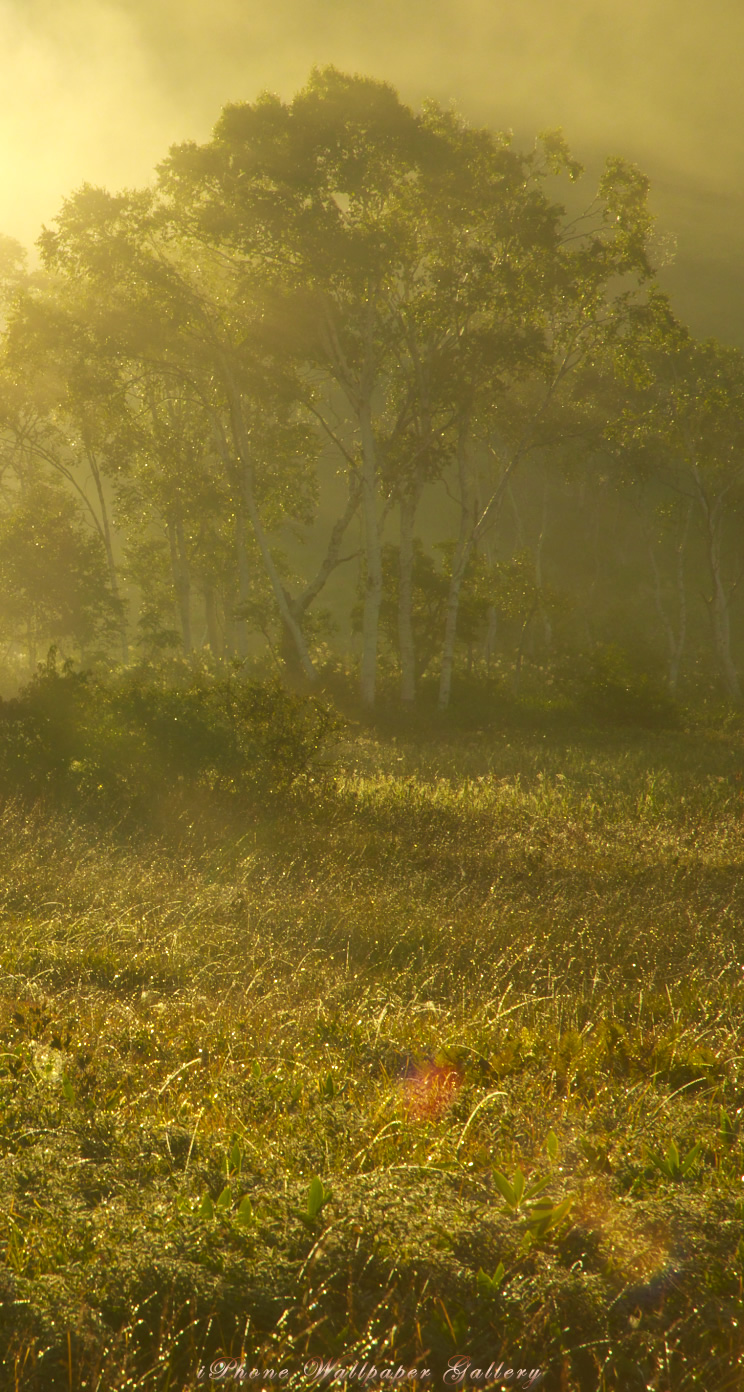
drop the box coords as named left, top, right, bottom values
left=1, top=69, right=743, bottom=711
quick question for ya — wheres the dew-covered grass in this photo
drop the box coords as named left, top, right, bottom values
left=0, top=719, right=743, bottom=1389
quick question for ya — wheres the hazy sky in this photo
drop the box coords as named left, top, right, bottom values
left=1, top=0, right=742, bottom=341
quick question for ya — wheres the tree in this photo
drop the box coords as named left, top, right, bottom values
left=158, top=69, right=447, bottom=705
left=0, top=479, right=118, bottom=667
left=431, top=151, right=657, bottom=708
left=29, top=71, right=667, bottom=708
left=613, top=301, right=744, bottom=704
left=157, top=72, right=641, bottom=708
left=37, top=180, right=329, bottom=680
left=0, top=290, right=130, bottom=660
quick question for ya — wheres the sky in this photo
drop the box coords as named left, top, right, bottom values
left=1, top=0, right=742, bottom=342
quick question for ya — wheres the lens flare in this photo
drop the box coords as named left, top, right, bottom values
left=402, top=1059, right=462, bottom=1122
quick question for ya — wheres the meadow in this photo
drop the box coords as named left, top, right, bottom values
left=0, top=704, right=743, bottom=1390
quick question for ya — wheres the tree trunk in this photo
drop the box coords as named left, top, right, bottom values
left=221, top=373, right=317, bottom=683
left=535, top=480, right=552, bottom=653
left=27, top=614, right=37, bottom=671
left=668, top=510, right=690, bottom=695
left=709, top=575, right=740, bottom=704
left=512, top=600, right=538, bottom=696
left=203, top=581, right=222, bottom=659
left=240, top=466, right=317, bottom=683
left=707, top=525, right=741, bottom=703
left=648, top=504, right=690, bottom=696
left=696, top=478, right=742, bottom=704
left=222, top=580, right=237, bottom=658
left=294, top=472, right=362, bottom=620
left=398, top=486, right=418, bottom=706
left=437, top=419, right=527, bottom=711
left=86, top=450, right=128, bottom=663
left=167, top=513, right=192, bottom=654
left=483, top=605, right=498, bottom=670
left=234, top=509, right=251, bottom=659
left=359, top=396, right=383, bottom=708
left=438, top=429, right=475, bottom=711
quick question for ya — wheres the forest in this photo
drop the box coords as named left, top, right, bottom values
left=0, top=66, right=742, bottom=716
left=0, top=67, right=743, bottom=1392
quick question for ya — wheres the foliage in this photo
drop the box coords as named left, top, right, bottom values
left=9, top=67, right=667, bottom=710
left=0, top=481, right=119, bottom=662
left=562, top=643, right=681, bottom=728
left=0, top=654, right=341, bottom=816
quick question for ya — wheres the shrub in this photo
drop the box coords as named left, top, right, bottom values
left=0, top=653, right=342, bottom=818
left=562, top=643, right=680, bottom=728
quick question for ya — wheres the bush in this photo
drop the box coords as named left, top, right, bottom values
left=0, top=653, right=342, bottom=818
left=561, top=643, right=680, bottom=728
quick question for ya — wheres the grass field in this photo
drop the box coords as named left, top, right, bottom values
left=0, top=716, right=743, bottom=1390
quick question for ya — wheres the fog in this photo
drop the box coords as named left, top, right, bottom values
left=1, top=0, right=742, bottom=340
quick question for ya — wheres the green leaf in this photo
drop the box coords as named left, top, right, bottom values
left=61, top=1075, right=75, bottom=1104
left=198, top=1193, right=214, bottom=1221
left=524, top=1174, right=552, bottom=1201
left=306, top=1176, right=329, bottom=1220
left=649, top=1137, right=701, bottom=1182
left=549, top=1195, right=574, bottom=1227
left=546, top=1130, right=559, bottom=1161
left=648, top=1147, right=674, bottom=1179
left=512, top=1167, right=525, bottom=1204
left=719, top=1109, right=736, bottom=1146
left=492, top=1169, right=518, bottom=1210
left=680, top=1141, right=702, bottom=1177
left=579, top=1138, right=612, bottom=1174
left=525, top=1199, right=555, bottom=1235
left=216, top=1185, right=232, bottom=1213
left=525, top=1194, right=574, bottom=1238
left=228, top=1139, right=242, bottom=1174
left=236, top=1196, right=254, bottom=1227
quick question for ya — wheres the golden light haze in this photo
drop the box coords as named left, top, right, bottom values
left=1, top=0, right=742, bottom=339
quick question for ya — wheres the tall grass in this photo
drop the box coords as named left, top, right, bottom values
left=0, top=720, right=742, bottom=1389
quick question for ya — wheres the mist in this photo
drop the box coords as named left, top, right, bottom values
left=2, top=10, right=744, bottom=1382
left=1, top=0, right=743, bottom=340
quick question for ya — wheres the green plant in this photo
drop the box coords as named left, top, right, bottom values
left=719, top=1107, right=737, bottom=1146
left=647, top=1137, right=703, bottom=1181
left=491, top=1165, right=551, bottom=1212
left=476, top=1261, right=506, bottom=1295
left=298, top=1177, right=332, bottom=1229
left=523, top=1195, right=574, bottom=1240
left=0, top=658, right=342, bottom=818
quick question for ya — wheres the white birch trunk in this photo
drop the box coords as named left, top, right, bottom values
left=696, top=475, right=742, bottom=705
left=222, top=373, right=318, bottom=683
left=438, top=433, right=475, bottom=712
left=234, top=509, right=251, bottom=659
left=648, top=504, right=690, bottom=696
left=167, top=514, right=192, bottom=654
left=240, top=465, right=318, bottom=683
left=668, top=512, right=689, bottom=695
left=86, top=450, right=128, bottom=664
left=397, top=487, right=417, bottom=706
left=359, top=396, right=383, bottom=708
